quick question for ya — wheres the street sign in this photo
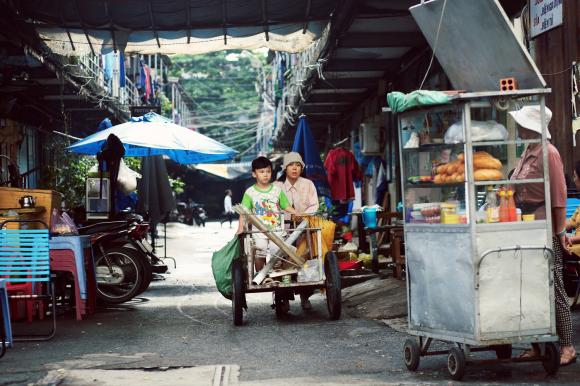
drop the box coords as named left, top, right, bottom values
left=131, top=105, right=161, bottom=117
left=530, top=0, right=563, bottom=38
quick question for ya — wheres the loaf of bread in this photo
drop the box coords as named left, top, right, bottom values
left=474, top=168, right=504, bottom=181
left=473, top=157, right=502, bottom=170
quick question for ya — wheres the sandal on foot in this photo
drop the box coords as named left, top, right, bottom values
left=560, top=351, right=577, bottom=366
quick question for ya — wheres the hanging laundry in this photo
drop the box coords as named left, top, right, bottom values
left=324, top=147, right=362, bottom=201
left=150, top=68, right=156, bottom=93
left=103, top=52, right=115, bottom=85
left=119, top=54, right=126, bottom=88
left=139, top=62, right=146, bottom=88
left=145, top=65, right=151, bottom=102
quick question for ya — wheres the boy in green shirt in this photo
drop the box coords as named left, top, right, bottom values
left=237, top=156, right=296, bottom=271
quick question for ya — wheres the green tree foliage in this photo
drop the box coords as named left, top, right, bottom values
left=169, top=51, right=266, bottom=154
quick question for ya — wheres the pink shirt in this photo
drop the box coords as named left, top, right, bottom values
left=510, top=143, right=566, bottom=219
left=275, top=177, right=319, bottom=215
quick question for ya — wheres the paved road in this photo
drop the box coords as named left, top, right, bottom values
left=1, top=221, right=580, bottom=385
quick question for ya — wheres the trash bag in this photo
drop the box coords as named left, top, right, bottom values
left=444, top=120, right=508, bottom=144
left=211, top=236, right=241, bottom=299
left=117, top=159, right=141, bottom=195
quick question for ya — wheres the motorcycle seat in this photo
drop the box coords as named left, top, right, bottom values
left=78, top=221, right=129, bottom=235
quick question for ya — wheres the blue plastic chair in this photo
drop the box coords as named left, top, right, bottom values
left=0, top=279, right=12, bottom=358
left=0, top=220, right=55, bottom=341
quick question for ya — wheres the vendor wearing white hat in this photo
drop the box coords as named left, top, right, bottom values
left=275, top=152, right=319, bottom=217
left=275, top=151, right=319, bottom=310
left=510, top=105, right=576, bottom=365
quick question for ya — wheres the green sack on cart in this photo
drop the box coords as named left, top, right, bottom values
left=211, top=236, right=241, bottom=299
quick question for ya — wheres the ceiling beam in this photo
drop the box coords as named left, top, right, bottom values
left=73, top=0, right=95, bottom=55
left=301, top=105, right=349, bottom=114
left=307, top=93, right=363, bottom=103
left=185, top=0, right=191, bottom=43
left=104, top=0, right=117, bottom=52
left=261, top=0, right=269, bottom=41
left=339, top=32, right=426, bottom=48
left=302, top=0, right=312, bottom=33
left=32, top=78, right=62, bottom=85
left=59, top=0, right=75, bottom=51
left=324, top=59, right=400, bottom=71
left=148, top=0, right=161, bottom=48
left=42, top=95, right=85, bottom=100
left=222, top=0, right=228, bottom=45
left=315, top=77, right=378, bottom=89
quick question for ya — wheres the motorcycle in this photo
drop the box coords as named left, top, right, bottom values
left=192, top=206, right=207, bottom=227
left=78, top=215, right=165, bottom=304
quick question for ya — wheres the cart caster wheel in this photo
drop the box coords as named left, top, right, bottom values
left=274, top=294, right=290, bottom=318
left=542, top=343, right=560, bottom=375
left=403, top=339, right=421, bottom=371
left=447, top=347, right=466, bottom=381
left=492, top=344, right=512, bottom=359
left=232, top=259, right=245, bottom=326
left=324, top=251, right=342, bottom=320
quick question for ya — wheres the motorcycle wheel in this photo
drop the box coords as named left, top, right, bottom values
left=133, top=248, right=153, bottom=296
left=95, top=246, right=145, bottom=304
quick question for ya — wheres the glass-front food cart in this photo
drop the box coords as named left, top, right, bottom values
left=397, top=91, right=559, bottom=380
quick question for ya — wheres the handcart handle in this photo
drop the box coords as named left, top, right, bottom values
left=475, top=246, right=555, bottom=290
left=477, top=245, right=554, bottom=271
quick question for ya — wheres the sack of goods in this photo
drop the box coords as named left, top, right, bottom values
left=434, top=151, right=503, bottom=183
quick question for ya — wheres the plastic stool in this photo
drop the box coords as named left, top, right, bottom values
left=49, top=236, right=94, bottom=320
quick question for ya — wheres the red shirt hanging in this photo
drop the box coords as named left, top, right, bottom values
left=324, top=147, right=362, bottom=201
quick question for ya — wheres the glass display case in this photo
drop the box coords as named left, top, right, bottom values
left=396, top=90, right=556, bottom=349
left=399, top=99, right=547, bottom=229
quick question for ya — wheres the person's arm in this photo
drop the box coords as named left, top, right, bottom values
left=279, top=190, right=296, bottom=214
left=548, top=147, right=571, bottom=248
left=303, top=180, right=319, bottom=214
left=553, top=206, right=571, bottom=248
left=237, top=192, right=252, bottom=234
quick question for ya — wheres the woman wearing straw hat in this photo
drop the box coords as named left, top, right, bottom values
left=276, top=152, right=319, bottom=310
left=509, top=105, right=576, bottom=365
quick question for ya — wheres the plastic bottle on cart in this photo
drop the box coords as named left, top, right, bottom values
left=499, top=189, right=509, bottom=222
left=507, top=189, right=517, bottom=222
left=485, top=186, right=499, bottom=223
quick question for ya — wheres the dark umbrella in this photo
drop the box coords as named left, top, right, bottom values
left=135, top=154, right=176, bottom=254
left=136, top=155, right=175, bottom=226
left=291, top=115, right=331, bottom=198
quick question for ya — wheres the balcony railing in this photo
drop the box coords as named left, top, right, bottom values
left=76, top=53, right=140, bottom=112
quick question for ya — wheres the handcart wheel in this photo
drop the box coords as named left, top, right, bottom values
left=403, top=338, right=421, bottom=371
left=274, top=292, right=290, bottom=318
left=324, top=251, right=342, bottom=320
left=447, top=347, right=466, bottom=381
left=492, top=344, right=512, bottom=359
left=232, top=259, right=245, bottom=326
left=541, top=343, right=560, bottom=375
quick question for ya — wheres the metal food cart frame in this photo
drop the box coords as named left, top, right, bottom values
left=395, top=90, right=561, bottom=380
left=230, top=209, right=341, bottom=326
